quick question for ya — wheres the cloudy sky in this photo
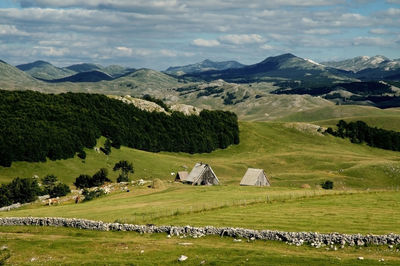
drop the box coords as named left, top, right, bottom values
left=0, top=0, right=399, bottom=70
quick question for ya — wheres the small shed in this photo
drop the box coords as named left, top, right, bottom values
left=175, top=171, right=188, bottom=182
left=185, top=163, right=219, bottom=185
left=240, top=168, right=270, bottom=186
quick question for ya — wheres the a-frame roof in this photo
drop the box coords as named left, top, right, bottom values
left=240, top=168, right=270, bottom=186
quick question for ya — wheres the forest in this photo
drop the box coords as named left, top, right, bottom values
left=326, top=120, right=400, bottom=152
left=0, top=90, right=239, bottom=166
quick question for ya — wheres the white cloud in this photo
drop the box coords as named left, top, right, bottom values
left=259, top=44, right=274, bottom=50
left=369, top=28, right=389, bottom=34
left=160, top=49, right=177, bottom=57
left=192, top=38, right=220, bottom=47
left=0, top=0, right=399, bottom=68
left=304, top=28, right=339, bottom=35
left=116, top=46, right=133, bottom=56
left=353, top=36, right=392, bottom=46
left=33, top=46, right=69, bottom=56
left=386, top=7, right=400, bottom=15
left=0, top=24, right=29, bottom=36
left=219, top=34, right=264, bottom=45
left=386, top=0, right=400, bottom=4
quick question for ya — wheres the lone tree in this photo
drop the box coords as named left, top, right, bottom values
left=113, top=160, right=134, bottom=182
left=321, top=180, right=334, bottom=190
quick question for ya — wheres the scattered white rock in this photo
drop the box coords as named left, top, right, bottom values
left=178, top=255, right=188, bottom=262
left=167, top=234, right=171, bottom=238
left=140, top=250, right=144, bottom=254
left=178, top=243, right=193, bottom=246
left=233, top=239, right=242, bottom=242
left=358, top=257, right=364, bottom=260
left=30, top=257, right=37, bottom=262
left=379, top=258, right=385, bottom=262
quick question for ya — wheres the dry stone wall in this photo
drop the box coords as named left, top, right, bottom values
left=1, top=217, right=399, bottom=248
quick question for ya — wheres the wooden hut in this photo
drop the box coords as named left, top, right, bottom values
left=185, top=163, right=219, bottom=185
left=240, top=168, right=270, bottom=186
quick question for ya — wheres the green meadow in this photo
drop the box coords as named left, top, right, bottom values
left=1, top=121, right=400, bottom=189
left=2, top=226, right=400, bottom=265
left=1, top=106, right=400, bottom=264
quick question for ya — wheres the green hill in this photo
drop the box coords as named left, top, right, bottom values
left=279, top=105, right=400, bottom=124
left=16, top=60, right=76, bottom=80
left=1, top=121, right=399, bottom=189
left=0, top=60, right=42, bottom=89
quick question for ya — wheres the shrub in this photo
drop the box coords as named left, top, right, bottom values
left=41, top=174, right=71, bottom=198
left=113, top=160, right=134, bottom=183
left=0, top=177, right=42, bottom=207
left=49, top=183, right=71, bottom=198
left=74, top=168, right=111, bottom=189
left=7, top=177, right=41, bottom=204
left=92, top=168, right=111, bottom=186
left=74, top=174, right=92, bottom=189
left=321, top=180, right=334, bottom=190
left=0, top=249, right=11, bottom=265
left=82, top=188, right=105, bottom=202
left=117, top=174, right=129, bottom=183
left=77, top=150, right=86, bottom=160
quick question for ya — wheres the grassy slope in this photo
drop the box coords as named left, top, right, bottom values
left=2, top=186, right=400, bottom=235
left=2, top=227, right=399, bottom=265
left=279, top=105, right=400, bottom=125
left=2, top=108, right=400, bottom=264
left=1, top=122, right=400, bottom=188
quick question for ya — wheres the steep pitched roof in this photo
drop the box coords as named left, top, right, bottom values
left=175, top=171, right=188, bottom=182
left=240, top=168, right=270, bottom=186
left=186, top=163, right=219, bottom=185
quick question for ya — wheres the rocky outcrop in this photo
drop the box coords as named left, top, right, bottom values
left=1, top=217, right=399, bottom=248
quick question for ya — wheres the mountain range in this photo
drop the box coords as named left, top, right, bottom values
left=16, top=61, right=135, bottom=81
left=165, top=59, right=244, bottom=76
left=1, top=53, right=400, bottom=118
left=9, top=53, right=400, bottom=85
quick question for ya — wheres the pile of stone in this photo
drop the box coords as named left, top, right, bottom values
left=0, top=203, right=25, bottom=212
left=1, top=217, right=399, bottom=248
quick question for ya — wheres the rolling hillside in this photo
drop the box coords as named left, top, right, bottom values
left=0, top=60, right=43, bottom=89
left=184, top=53, right=355, bottom=85
left=165, top=59, right=244, bottom=75
left=16, top=60, right=75, bottom=80
left=323, top=55, right=400, bottom=81
left=1, top=120, right=399, bottom=189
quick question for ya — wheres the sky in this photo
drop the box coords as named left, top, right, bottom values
left=0, top=0, right=399, bottom=70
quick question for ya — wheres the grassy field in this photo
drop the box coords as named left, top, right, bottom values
left=1, top=111, right=400, bottom=264
left=1, top=121, right=400, bottom=189
left=1, top=185, right=400, bottom=235
left=2, top=226, right=399, bottom=265
left=279, top=105, right=400, bottom=125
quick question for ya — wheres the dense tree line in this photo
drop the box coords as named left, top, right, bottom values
left=0, top=90, right=239, bottom=166
left=272, top=82, right=391, bottom=97
left=326, top=120, right=400, bottom=151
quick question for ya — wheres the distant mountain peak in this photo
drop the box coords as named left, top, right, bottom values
left=16, top=60, right=53, bottom=71
left=322, top=55, right=394, bottom=72
left=260, top=53, right=297, bottom=64
left=202, top=59, right=214, bottom=63
left=165, top=59, right=244, bottom=75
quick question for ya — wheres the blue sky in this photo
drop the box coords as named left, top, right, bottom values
left=0, top=0, right=399, bottom=70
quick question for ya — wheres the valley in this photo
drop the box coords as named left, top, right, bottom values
left=1, top=54, right=400, bottom=265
